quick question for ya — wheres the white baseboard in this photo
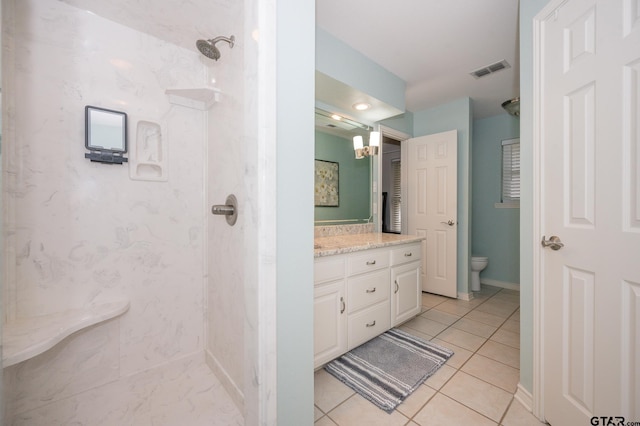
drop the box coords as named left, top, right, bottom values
left=514, top=383, right=533, bottom=412
left=481, top=278, right=520, bottom=291
left=457, top=291, right=474, bottom=301
left=205, top=349, right=244, bottom=413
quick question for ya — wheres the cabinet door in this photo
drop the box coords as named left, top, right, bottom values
left=314, top=280, right=347, bottom=368
left=391, top=261, right=422, bottom=326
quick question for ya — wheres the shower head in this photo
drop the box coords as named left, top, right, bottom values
left=196, top=35, right=235, bottom=61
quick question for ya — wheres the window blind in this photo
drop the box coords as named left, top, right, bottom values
left=501, top=138, right=520, bottom=202
left=390, top=159, right=402, bottom=233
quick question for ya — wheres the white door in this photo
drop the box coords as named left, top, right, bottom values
left=406, top=130, right=457, bottom=297
left=537, top=0, right=640, bottom=423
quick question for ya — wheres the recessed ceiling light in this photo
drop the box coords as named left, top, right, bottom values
left=353, top=102, right=371, bottom=111
left=331, top=114, right=342, bottom=120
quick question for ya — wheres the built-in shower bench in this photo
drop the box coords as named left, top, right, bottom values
left=2, top=300, right=130, bottom=367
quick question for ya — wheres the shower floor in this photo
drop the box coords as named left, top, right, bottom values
left=9, top=354, right=243, bottom=425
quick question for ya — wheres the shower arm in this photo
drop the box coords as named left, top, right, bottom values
left=211, top=36, right=235, bottom=48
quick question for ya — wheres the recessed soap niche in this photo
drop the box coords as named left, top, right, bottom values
left=129, top=120, right=167, bottom=181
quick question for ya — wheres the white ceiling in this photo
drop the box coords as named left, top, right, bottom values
left=316, top=0, right=520, bottom=120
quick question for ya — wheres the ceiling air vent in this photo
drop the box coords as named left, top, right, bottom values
left=470, top=59, right=511, bottom=79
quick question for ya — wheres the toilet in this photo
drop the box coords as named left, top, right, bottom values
left=471, top=256, right=489, bottom=292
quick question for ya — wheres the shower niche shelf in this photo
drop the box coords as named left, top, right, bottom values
left=2, top=299, right=130, bottom=367
left=130, top=120, right=167, bottom=181
left=165, top=87, right=221, bottom=110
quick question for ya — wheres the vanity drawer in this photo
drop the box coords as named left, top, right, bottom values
left=347, top=269, right=390, bottom=313
left=347, top=249, right=389, bottom=276
left=315, top=256, right=346, bottom=284
left=391, top=243, right=422, bottom=266
left=348, top=301, right=391, bottom=349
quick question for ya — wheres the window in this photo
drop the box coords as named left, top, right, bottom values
left=500, top=138, right=520, bottom=206
left=389, top=159, right=402, bottom=233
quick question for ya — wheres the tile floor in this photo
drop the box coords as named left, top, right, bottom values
left=314, top=285, right=549, bottom=426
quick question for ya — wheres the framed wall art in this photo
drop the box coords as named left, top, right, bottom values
left=314, top=159, right=339, bottom=207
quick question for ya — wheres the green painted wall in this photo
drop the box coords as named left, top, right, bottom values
left=316, top=28, right=405, bottom=112
left=520, top=0, right=551, bottom=395
left=379, top=112, right=414, bottom=136
left=472, top=114, right=520, bottom=285
left=315, top=131, right=371, bottom=222
left=413, top=98, right=473, bottom=295
left=276, top=0, right=315, bottom=423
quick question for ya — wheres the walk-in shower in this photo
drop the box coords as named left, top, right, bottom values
left=3, top=1, right=247, bottom=423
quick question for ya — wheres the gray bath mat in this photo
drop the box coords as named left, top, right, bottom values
left=324, top=328, right=453, bottom=413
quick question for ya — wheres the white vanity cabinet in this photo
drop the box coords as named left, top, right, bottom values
left=314, top=240, right=422, bottom=368
left=346, top=249, right=391, bottom=349
left=313, top=256, right=347, bottom=367
left=390, top=243, right=422, bottom=326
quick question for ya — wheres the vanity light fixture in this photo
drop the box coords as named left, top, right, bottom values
left=353, top=131, right=380, bottom=159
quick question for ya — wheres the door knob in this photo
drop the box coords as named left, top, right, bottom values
left=541, top=235, right=564, bottom=250
left=440, top=220, right=455, bottom=226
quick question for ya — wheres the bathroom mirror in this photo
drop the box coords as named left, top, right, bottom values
left=315, top=108, right=372, bottom=225
left=84, top=105, right=128, bottom=164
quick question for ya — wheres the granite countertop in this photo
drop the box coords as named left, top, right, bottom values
left=314, top=233, right=424, bottom=258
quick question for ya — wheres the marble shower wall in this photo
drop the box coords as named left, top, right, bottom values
left=205, top=3, right=246, bottom=409
left=2, top=0, right=240, bottom=419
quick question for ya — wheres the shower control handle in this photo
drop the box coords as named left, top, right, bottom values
left=211, top=205, right=234, bottom=215
left=211, top=194, right=238, bottom=226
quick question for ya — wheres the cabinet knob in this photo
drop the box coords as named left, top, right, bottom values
left=404, top=252, right=412, bottom=257
left=366, top=287, right=376, bottom=293
left=340, top=297, right=345, bottom=314
left=365, top=320, right=376, bottom=328
left=366, top=260, right=376, bottom=265
left=394, top=280, right=399, bottom=294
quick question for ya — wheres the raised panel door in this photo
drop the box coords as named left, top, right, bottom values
left=391, top=261, right=421, bottom=326
left=313, top=280, right=346, bottom=368
left=538, top=0, right=640, bottom=422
